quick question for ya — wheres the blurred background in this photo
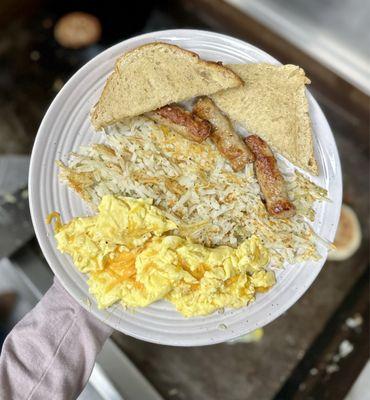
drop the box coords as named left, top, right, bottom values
left=0, top=1, right=369, bottom=399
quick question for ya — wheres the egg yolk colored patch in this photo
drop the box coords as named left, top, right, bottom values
left=48, top=195, right=275, bottom=317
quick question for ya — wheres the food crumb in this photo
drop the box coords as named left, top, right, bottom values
left=326, top=364, right=339, bottom=374
left=324, top=339, right=354, bottom=375
left=53, top=78, right=64, bottom=92
left=285, top=334, right=296, bottom=346
left=30, top=50, right=40, bottom=61
left=333, top=354, right=340, bottom=363
left=227, top=328, right=264, bottom=344
left=345, top=313, right=363, bottom=329
left=168, top=388, right=179, bottom=396
left=218, top=323, right=227, bottom=330
left=338, top=340, right=353, bottom=358
left=2, top=193, right=16, bottom=203
left=84, top=298, right=91, bottom=309
left=21, top=189, right=28, bottom=199
left=297, top=349, right=305, bottom=359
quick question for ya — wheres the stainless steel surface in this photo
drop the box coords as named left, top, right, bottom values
left=0, top=155, right=29, bottom=197
left=226, top=0, right=370, bottom=94
left=345, top=361, right=370, bottom=400
left=11, top=245, right=54, bottom=296
left=89, top=364, right=124, bottom=400
left=0, top=155, right=34, bottom=258
left=0, top=187, right=34, bottom=258
left=0, top=258, right=39, bottom=326
left=96, top=340, right=163, bottom=400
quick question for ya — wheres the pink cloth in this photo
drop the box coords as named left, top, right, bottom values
left=0, top=279, right=112, bottom=400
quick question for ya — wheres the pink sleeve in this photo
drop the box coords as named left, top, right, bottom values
left=0, top=279, right=113, bottom=400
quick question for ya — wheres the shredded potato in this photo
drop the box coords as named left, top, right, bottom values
left=58, top=117, right=328, bottom=268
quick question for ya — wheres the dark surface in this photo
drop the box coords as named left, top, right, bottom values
left=0, top=2, right=369, bottom=400
left=276, top=268, right=369, bottom=400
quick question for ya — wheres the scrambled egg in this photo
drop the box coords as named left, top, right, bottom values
left=48, top=195, right=275, bottom=317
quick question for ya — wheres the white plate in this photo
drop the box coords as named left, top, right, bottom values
left=29, top=29, right=342, bottom=346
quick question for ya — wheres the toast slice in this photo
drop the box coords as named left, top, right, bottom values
left=91, top=42, right=243, bottom=130
left=211, top=64, right=318, bottom=175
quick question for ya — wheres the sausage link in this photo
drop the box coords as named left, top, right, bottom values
left=245, top=135, right=296, bottom=218
left=148, top=104, right=211, bottom=143
left=193, top=97, right=254, bottom=171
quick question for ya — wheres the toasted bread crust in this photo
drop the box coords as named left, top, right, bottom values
left=91, top=42, right=243, bottom=131
left=212, top=63, right=318, bottom=175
